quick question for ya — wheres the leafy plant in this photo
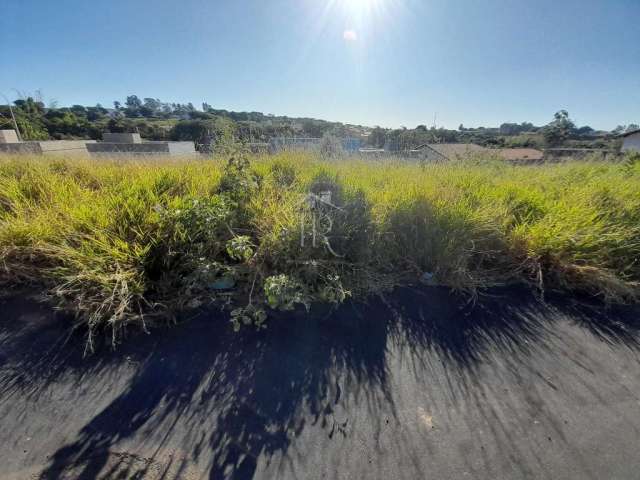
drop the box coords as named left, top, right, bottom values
left=226, top=235, right=254, bottom=262
left=230, top=305, right=267, bottom=332
left=263, top=274, right=308, bottom=310
left=318, top=274, right=350, bottom=304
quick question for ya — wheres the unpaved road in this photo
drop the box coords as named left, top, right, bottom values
left=1, top=287, right=640, bottom=479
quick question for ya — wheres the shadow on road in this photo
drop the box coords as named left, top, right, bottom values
left=0, top=286, right=638, bottom=479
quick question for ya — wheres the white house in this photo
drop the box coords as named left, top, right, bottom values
left=621, top=129, right=640, bottom=152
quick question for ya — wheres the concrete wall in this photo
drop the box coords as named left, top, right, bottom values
left=38, top=140, right=93, bottom=155
left=0, top=140, right=93, bottom=155
left=0, top=130, right=19, bottom=143
left=543, top=149, right=617, bottom=162
left=0, top=142, right=41, bottom=154
left=102, top=133, right=142, bottom=144
left=88, top=141, right=195, bottom=156
left=88, top=142, right=169, bottom=155
left=622, top=132, right=640, bottom=152
left=167, top=142, right=197, bottom=156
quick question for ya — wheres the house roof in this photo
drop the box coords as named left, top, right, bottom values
left=419, top=143, right=486, bottom=159
left=620, top=128, right=640, bottom=138
left=497, top=148, right=544, bottom=161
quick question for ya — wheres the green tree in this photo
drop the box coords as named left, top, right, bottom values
left=543, top=110, right=575, bottom=146
left=368, top=127, right=386, bottom=148
left=69, top=105, right=87, bottom=117
left=11, top=98, right=48, bottom=140
left=576, top=125, right=595, bottom=136
left=86, top=104, right=107, bottom=121
left=124, top=95, right=142, bottom=117
left=170, top=120, right=214, bottom=143
left=140, top=98, right=162, bottom=117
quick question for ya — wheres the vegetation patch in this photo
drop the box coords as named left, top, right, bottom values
left=1, top=152, right=639, bottom=348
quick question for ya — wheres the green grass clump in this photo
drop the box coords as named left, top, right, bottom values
left=1, top=152, right=639, bottom=347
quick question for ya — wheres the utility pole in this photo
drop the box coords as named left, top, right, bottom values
left=1, top=94, right=22, bottom=141
left=9, top=104, right=22, bottom=141
left=432, top=112, right=440, bottom=144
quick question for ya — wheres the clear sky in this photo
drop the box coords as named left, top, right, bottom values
left=1, top=0, right=638, bottom=130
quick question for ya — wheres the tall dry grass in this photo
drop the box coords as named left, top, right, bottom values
left=1, top=152, right=639, bottom=346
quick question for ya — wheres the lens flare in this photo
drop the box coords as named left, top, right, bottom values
left=335, top=0, right=389, bottom=42
left=343, top=30, right=358, bottom=41
left=300, top=0, right=402, bottom=55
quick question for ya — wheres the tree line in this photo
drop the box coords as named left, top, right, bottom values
left=0, top=95, right=356, bottom=144
left=1, top=95, right=634, bottom=150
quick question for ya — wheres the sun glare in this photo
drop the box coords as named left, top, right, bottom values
left=343, top=30, right=358, bottom=41
left=306, top=0, right=398, bottom=50
left=344, top=0, right=372, bottom=6
left=335, top=0, right=389, bottom=42
left=340, top=0, right=382, bottom=13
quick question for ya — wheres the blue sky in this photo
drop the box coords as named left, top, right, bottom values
left=1, top=0, right=638, bottom=130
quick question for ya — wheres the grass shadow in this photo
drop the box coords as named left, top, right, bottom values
left=0, top=287, right=638, bottom=479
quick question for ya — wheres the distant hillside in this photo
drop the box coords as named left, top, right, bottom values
left=1, top=95, right=631, bottom=151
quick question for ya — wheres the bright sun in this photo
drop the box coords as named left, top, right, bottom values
left=327, top=0, right=392, bottom=44
left=340, top=0, right=381, bottom=12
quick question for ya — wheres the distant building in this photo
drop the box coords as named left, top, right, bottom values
left=342, top=137, right=362, bottom=153
left=413, top=143, right=487, bottom=162
left=621, top=129, right=640, bottom=152
left=497, top=148, right=544, bottom=163
left=358, top=148, right=386, bottom=158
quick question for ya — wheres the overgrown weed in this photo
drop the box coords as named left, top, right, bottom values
left=1, top=152, right=639, bottom=347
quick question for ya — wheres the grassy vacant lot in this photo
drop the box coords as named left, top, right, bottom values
left=1, top=152, right=639, bottom=347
